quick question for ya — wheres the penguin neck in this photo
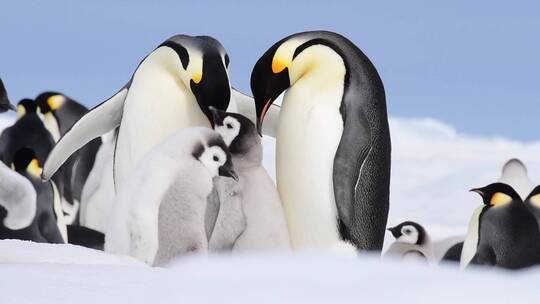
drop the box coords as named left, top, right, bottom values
left=231, top=139, right=262, bottom=170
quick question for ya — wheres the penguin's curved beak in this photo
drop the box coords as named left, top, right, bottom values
left=209, top=106, right=223, bottom=128
left=219, top=158, right=238, bottom=181
left=387, top=227, right=401, bottom=238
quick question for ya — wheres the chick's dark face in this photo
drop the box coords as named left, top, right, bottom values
left=190, top=52, right=231, bottom=124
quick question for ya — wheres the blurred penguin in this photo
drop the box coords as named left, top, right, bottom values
left=0, top=77, right=16, bottom=112
left=498, top=158, right=535, bottom=199
left=384, top=221, right=435, bottom=264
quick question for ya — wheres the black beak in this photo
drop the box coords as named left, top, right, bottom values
left=387, top=227, right=401, bottom=239
left=219, top=158, right=238, bottom=181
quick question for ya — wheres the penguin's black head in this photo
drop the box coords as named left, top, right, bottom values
left=470, top=182, right=521, bottom=207
left=208, top=106, right=258, bottom=155
left=35, top=92, right=66, bottom=114
left=525, top=185, right=540, bottom=209
left=17, top=99, right=37, bottom=117
left=159, top=35, right=231, bottom=124
left=387, top=221, right=426, bottom=245
left=191, top=134, right=238, bottom=181
left=11, top=148, right=42, bottom=177
left=0, top=78, right=16, bottom=113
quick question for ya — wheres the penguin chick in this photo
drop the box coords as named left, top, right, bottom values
left=0, top=78, right=16, bottom=113
left=210, top=107, right=291, bottom=252
left=0, top=161, right=36, bottom=231
left=463, top=183, right=540, bottom=270
left=105, top=127, right=237, bottom=266
left=524, top=185, right=540, bottom=227
left=384, top=221, right=435, bottom=263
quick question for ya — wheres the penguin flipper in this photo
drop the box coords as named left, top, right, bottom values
left=42, top=88, right=128, bottom=181
left=333, top=107, right=372, bottom=249
left=229, top=88, right=280, bottom=137
left=470, top=245, right=496, bottom=267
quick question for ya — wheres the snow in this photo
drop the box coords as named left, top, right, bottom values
left=3, top=115, right=540, bottom=302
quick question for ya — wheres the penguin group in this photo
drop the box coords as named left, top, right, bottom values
left=385, top=159, right=540, bottom=270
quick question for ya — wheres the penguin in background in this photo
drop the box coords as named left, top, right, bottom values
left=105, top=127, right=237, bottom=266
left=524, top=185, right=540, bottom=227
left=0, top=148, right=66, bottom=243
left=35, top=92, right=102, bottom=225
left=461, top=183, right=540, bottom=270
left=0, top=161, right=36, bottom=233
left=384, top=221, right=435, bottom=263
left=250, top=31, right=391, bottom=252
left=0, top=77, right=16, bottom=113
left=498, top=158, right=535, bottom=199
left=210, top=107, right=290, bottom=252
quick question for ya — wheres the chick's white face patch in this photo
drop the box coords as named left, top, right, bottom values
left=214, top=116, right=240, bottom=146
left=397, top=225, right=419, bottom=245
left=199, top=145, right=227, bottom=177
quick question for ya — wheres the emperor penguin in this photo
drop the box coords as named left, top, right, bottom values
left=524, top=185, right=540, bottom=227
left=0, top=77, right=16, bottom=112
left=461, top=183, right=540, bottom=270
left=0, top=148, right=66, bottom=243
left=42, top=35, right=237, bottom=193
left=250, top=31, right=391, bottom=252
left=0, top=161, right=36, bottom=233
left=498, top=158, right=535, bottom=199
left=384, top=221, right=435, bottom=263
left=105, top=127, right=238, bottom=266
left=210, top=107, right=290, bottom=251
left=35, top=92, right=102, bottom=221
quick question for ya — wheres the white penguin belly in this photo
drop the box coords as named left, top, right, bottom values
left=115, top=67, right=210, bottom=189
left=277, top=83, right=344, bottom=249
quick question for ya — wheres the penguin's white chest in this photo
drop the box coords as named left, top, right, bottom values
left=115, top=68, right=209, bottom=188
left=277, top=82, right=344, bottom=249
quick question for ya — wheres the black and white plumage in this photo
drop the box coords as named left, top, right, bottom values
left=105, top=127, right=237, bottom=266
left=251, top=31, right=391, bottom=252
left=384, top=221, right=434, bottom=263
left=0, top=78, right=15, bottom=113
left=524, top=185, right=540, bottom=227
left=210, top=108, right=290, bottom=252
left=461, top=183, right=540, bottom=270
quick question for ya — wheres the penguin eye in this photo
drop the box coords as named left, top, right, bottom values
left=213, top=155, right=219, bottom=162
left=226, top=123, right=233, bottom=129
left=404, top=229, right=411, bottom=234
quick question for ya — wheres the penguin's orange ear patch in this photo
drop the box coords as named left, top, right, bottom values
left=529, top=194, right=540, bottom=208
left=47, top=95, right=66, bottom=110
left=490, top=192, right=512, bottom=207
left=272, top=56, right=289, bottom=74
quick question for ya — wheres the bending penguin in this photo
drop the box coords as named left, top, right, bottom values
left=105, top=127, right=237, bottom=265
left=42, top=35, right=251, bottom=192
left=0, top=148, right=66, bottom=243
left=0, top=77, right=16, bottom=112
left=384, top=221, right=435, bottom=263
left=210, top=107, right=290, bottom=252
left=250, top=31, right=391, bottom=252
left=461, top=183, right=540, bottom=270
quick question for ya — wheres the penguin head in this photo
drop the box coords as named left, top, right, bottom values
left=0, top=77, right=16, bottom=113
left=251, top=31, right=348, bottom=134
left=470, top=182, right=521, bottom=208
left=157, top=35, right=231, bottom=123
left=208, top=106, right=259, bottom=155
left=192, top=134, right=238, bottom=181
left=16, top=99, right=38, bottom=118
left=387, top=221, right=426, bottom=245
left=525, top=185, right=540, bottom=209
left=11, top=148, right=43, bottom=177
left=35, top=92, right=67, bottom=114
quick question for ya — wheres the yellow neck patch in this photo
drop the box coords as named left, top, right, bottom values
left=26, top=159, right=43, bottom=177
left=490, top=192, right=512, bottom=207
left=47, top=95, right=66, bottom=110
left=529, top=194, right=540, bottom=208
left=192, top=71, right=202, bottom=84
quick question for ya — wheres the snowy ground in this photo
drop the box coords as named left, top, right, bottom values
left=3, top=114, right=540, bottom=302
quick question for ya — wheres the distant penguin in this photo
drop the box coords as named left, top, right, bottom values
left=384, top=221, right=434, bottom=263
left=210, top=107, right=290, bottom=251
left=498, top=158, right=535, bottom=199
left=251, top=31, right=391, bottom=252
left=105, top=127, right=237, bottom=266
left=0, top=148, right=66, bottom=243
left=524, top=185, right=540, bottom=227
left=79, top=130, right=116, bottom=233
left=461, top=183, right=540, bottom=269
left=0, top=78, right=16, bottom=112
left=35, top=92, right=102, bottom=218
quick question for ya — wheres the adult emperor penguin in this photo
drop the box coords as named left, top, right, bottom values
left=0, top=148, right=66, bottom=243
left=210, top=107, right=290, bottom=251
left=461, top=183, right=540, bottom=270
left=41, top=35, right=235, bottom=192
left=105, top=127, right=237, bottom=265
left=0, top=77, right=16, bottom=112
left=251, top=31, right=391, bottom=252
left=524, top=185, right=540, bottom=226
left=384, top=221, right=435, bottom=263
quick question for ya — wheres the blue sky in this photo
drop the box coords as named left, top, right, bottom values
left=1, top=0, right=538, bottom=140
